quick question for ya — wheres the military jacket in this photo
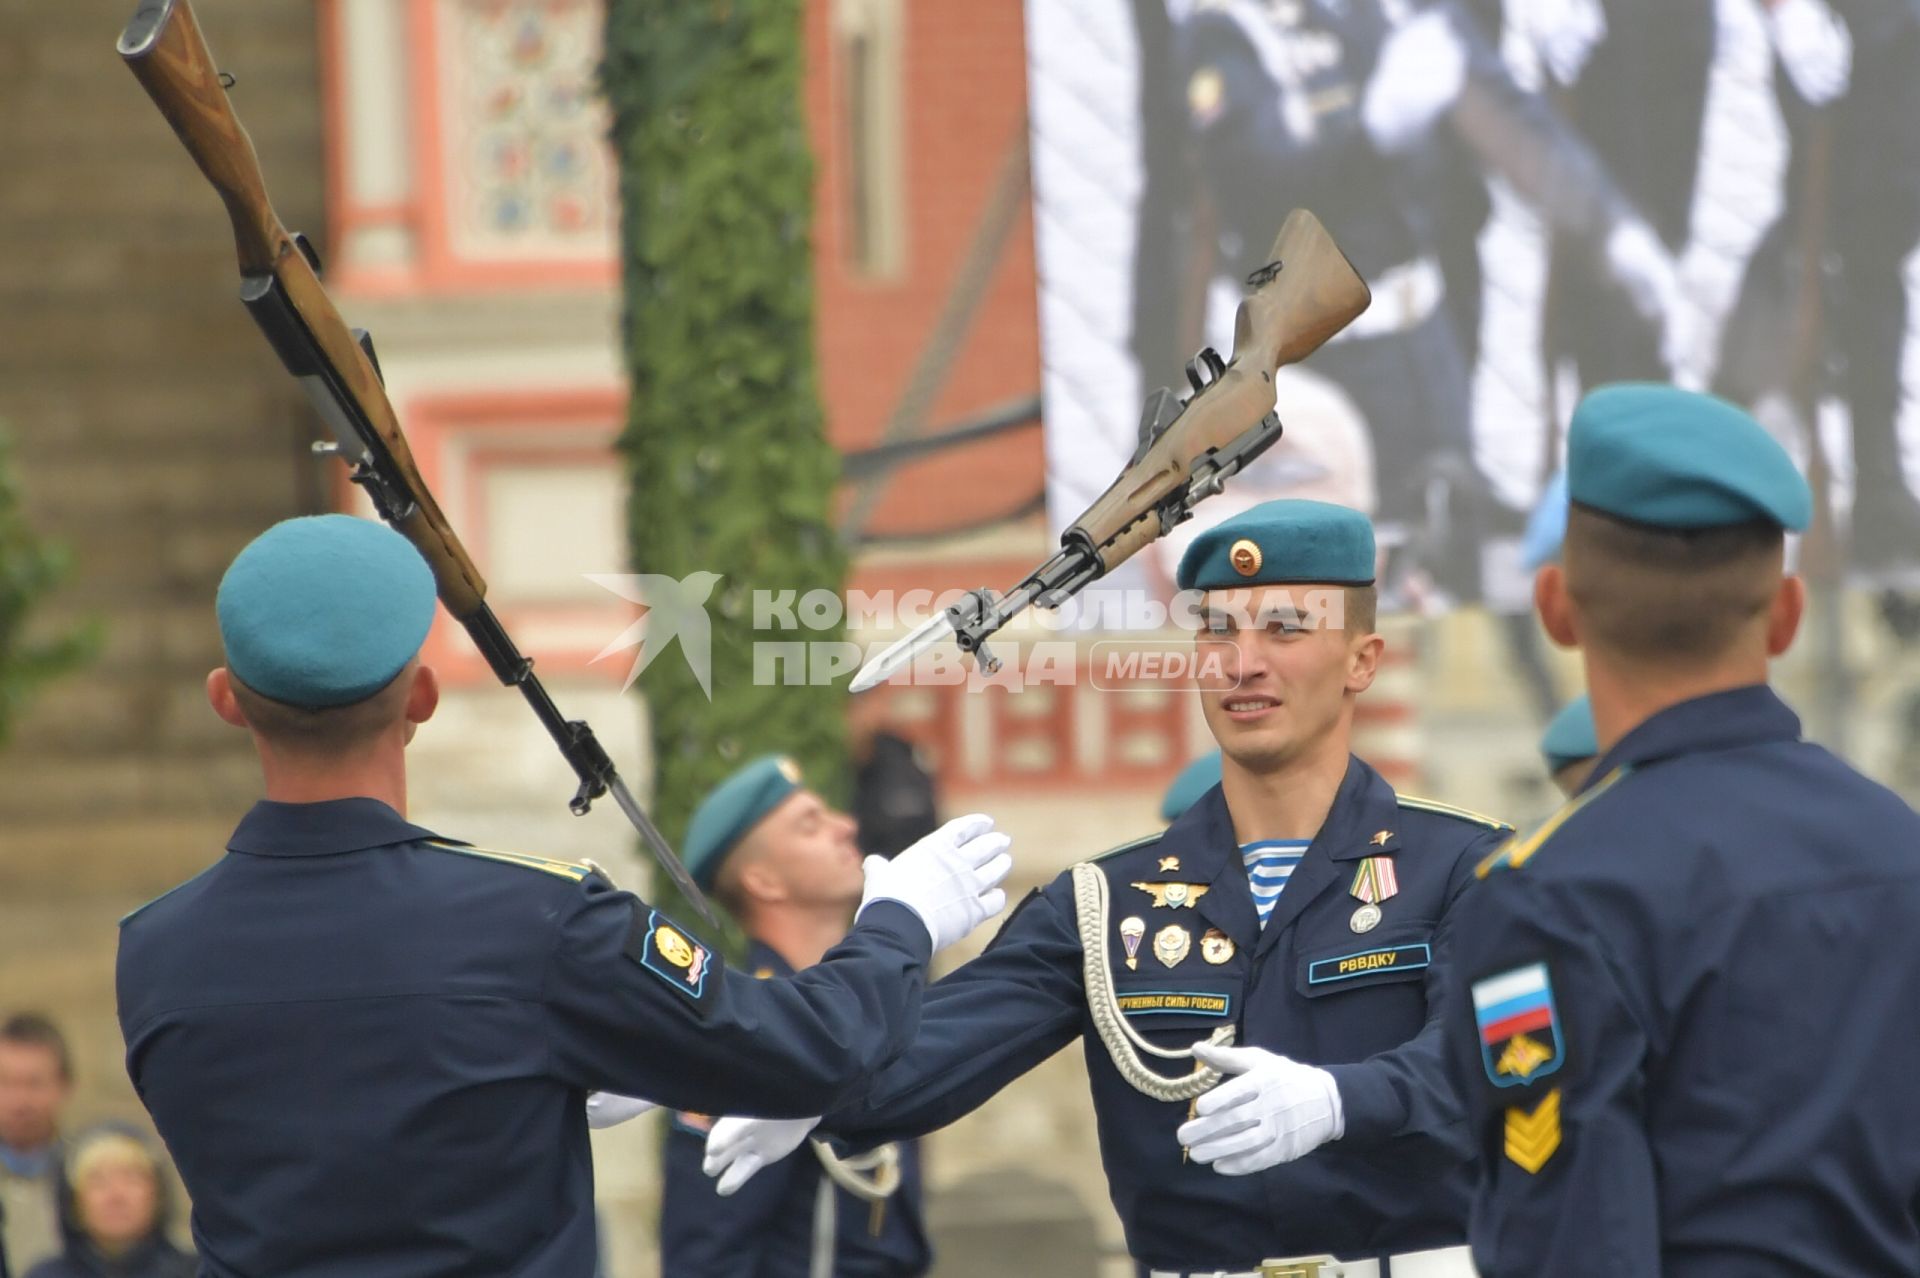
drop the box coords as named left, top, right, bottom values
left=829, top=758, right=1507, bottom=1270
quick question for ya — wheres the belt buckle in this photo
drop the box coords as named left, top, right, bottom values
left=1260, top=1256, right=1338, bottom=1278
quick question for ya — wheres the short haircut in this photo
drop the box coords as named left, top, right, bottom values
left=229, top=664, right=414, bottom=758
left=1, top=1012, right=72, bottom=1081
left=1346, top=585, right=1378, bottom=635
left=1563, top=505, right=1783, bottom=666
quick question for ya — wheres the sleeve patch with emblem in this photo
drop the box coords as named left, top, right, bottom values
left=1473, top=961, right=1564, bottom=1086
left=1504, top=1087, right=1562, bottom=1173
left=626, top=909, right=713, bottom=1000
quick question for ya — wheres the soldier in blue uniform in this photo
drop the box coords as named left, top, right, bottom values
left=640, top=756, right=932, bottom=1278
left=1447, top=384, right=1920, bottom=1275
left=705, top=500, right=1508, bottom=1277
left=113, top=515, right=1013, bottom=1278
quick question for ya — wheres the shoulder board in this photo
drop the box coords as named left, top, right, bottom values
left=1396, top=795, right=1513, bottom=832
left=1476, top=768, right=1629, bottom=878
left=422, top=840, right=589, bottom=882
left=120, top=864, right=221, bottom=928
left=1084, top=833, right=1164, bottom=865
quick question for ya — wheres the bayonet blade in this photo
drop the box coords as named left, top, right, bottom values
left=607, top=773, right=719, bottom=928
left=850, top=607, right=958, bottom=693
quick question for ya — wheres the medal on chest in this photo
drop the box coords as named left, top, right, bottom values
left=1348, top=849, right=1398, bottom=933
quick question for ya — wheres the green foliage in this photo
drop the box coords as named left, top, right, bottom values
left=603, top=0, right=849, bottom=924
left=0, top=427, right=97, bottom=746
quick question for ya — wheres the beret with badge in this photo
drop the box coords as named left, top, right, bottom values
left=683, top=755, right=806, bottom=891
left=216, top=514, right=438, bottom=709
left=1176, top=498, right=1376, bottom=592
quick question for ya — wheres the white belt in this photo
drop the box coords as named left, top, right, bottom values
left=1327, top=254, right=1444, bottom=344
left=1150, top=1242, right=1477, bottom=1278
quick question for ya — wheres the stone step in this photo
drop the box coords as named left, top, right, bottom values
left=9, top=451, right=301, bottom=526
left=1, top=812, right=232, bottom=900
left=0, top=744, right=257, bottom=830
left=1, top=384, right=308, bottom=455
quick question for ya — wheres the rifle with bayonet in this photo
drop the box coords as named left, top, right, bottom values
left=116, top=0, right=717, bottom=925
left=851, top=209, right=1370, bottom=692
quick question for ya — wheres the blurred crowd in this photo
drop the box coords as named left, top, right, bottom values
left=0, top=1016, right=191, bottom=1278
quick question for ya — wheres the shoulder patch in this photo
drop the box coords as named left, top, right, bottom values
left=1472, top=961, right=1564, bottom=1086
left=422, top=840, right=588, bottom=882
left=624, top=909, right=714, bottom=1000
left=1395, top=795, right=1513, bottom=831
left=1086, top=833, right=1165, bottom=865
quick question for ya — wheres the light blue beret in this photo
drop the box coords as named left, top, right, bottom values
left=1567, top=384, right=1811, bottom=532
left=1177, top=499, right=1375, bottom=591
left=1521, top=471, right=1569, bottom=571
left=1161, top=751, right=1222, bottom=822
left=684, top=755, right=804, bottom=890
left=216, top=515, right=437, bottom=708
left=1540, top=695, right=1598, bottom=772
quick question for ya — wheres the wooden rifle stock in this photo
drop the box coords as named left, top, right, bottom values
left=118, top=0, right=489, bottom=620
left=1067, top=209, right=1370, bottom=569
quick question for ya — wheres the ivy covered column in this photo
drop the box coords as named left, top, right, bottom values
left=603, top=2, right=850, bottom=868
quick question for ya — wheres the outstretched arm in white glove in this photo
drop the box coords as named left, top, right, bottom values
left=857, top=812, right=1014, bottom=954
left=1175, top=1042, right=1345, bottom=1175
left=702, top=1114, right=822, bottom=1196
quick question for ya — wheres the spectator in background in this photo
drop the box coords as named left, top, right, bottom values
left=1, top=1014, right=74, bottom=1274
left=848, top=686, right=939, bottom=860
left=23, top=1128, right=190, bottom=1278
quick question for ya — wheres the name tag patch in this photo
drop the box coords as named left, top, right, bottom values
left=1115, top=990, right=1232, bottom=1017
left=627, top=909, right=712, bottom=1000
left=1307, top=943, right=1431, bottom=985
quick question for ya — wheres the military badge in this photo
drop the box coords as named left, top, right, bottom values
left=1229, top=537, right=1263, bottom=577
left=1119, top=916, right=1146, bottom=971
left=1132, top=881, right=1211, bottom=909
left=1153, top=924, right=1191, bottom=968
left=1348, top=854, right=1397, bottom=932
left=629, top=909, right=712, bottom=1000
left=1504, top=1088, right=1562, bottom=1173
left=1158, top=856, right=1181, bottom=873
left=1201, top=928, right=1235, bottom=964
left=1472, top=962, right=1564, bottom=1086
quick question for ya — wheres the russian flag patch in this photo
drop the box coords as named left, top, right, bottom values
left=1472, top=962, right=1564, bottom=1086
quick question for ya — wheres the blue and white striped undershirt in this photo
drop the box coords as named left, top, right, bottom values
left=1240, top=839, right=1311, bottom=928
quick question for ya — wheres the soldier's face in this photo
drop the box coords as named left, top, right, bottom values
left=1194, top=585, right=1377, bottom=769
left=757, top=790, right=866, bottom=909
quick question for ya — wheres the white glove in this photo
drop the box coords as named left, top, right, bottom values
left=702, top=1114, right=821, bottom=1196
left=584, top=1092, right=657, bottom=1129
left=856, top=812, right=1013, bottom=954
left=1604, top=219, right=1683, bottom=335
left=1518, top=0, right=1607, bottom=86
left=1362, top=10, right=1468, bottom=153
left=1175, top=1042, right=1345, bottom=1175
left=1767, top=0, right=1851, bottom=106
